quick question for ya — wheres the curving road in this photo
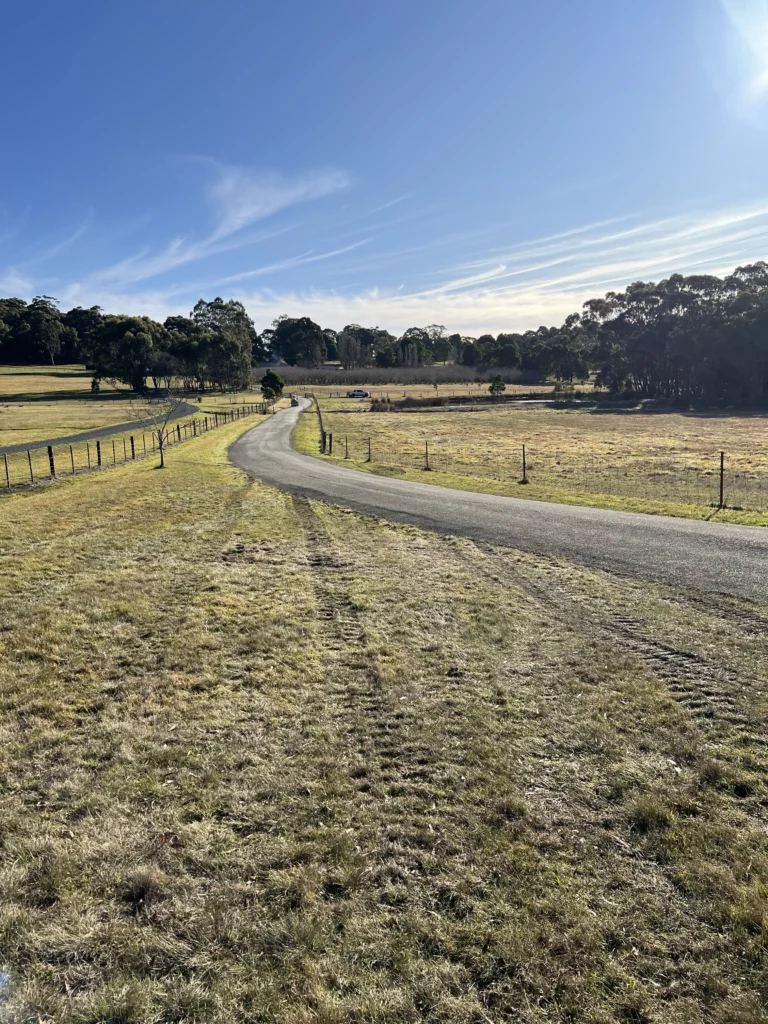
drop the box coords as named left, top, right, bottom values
left=230, top=398, right=768, bottom=602
left=0, top=401, right=199, bottom=456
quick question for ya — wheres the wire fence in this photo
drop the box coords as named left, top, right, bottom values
left=318, top=430, right=768, bottom=512
left=294, top=386, right=554, bottom=402
left=2, top=402, right=269, bottom=492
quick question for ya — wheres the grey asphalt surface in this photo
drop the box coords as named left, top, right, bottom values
left=229, top=398, right=768, bottom=603
left=0, top=401, right=199, bottom=455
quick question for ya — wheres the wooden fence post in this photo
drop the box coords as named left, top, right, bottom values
left=143, top=434, right=146, bottom=455
left=345, top=435, right=349, bottom=459
left=4, top=453, right=10, bottom=489
left=425, top=440, right=430, bottom=471
left=47, top=446, right=55, bottom=479
left=719, top=451, right=725, bottom=508
left=522, top=444, right=528, bottom=484
left=87, top=443, right=91, bottom=468
left=69, top=444, right=75, bottom=475
left=123, top=438, right=127, bottom=461
left=112, top=440, right=116, bottom=464
left=367, top=437, right=371, bottom=462
left=28, top=450, right=34, bottom=483
left=96, top=440, right=102, bottom=466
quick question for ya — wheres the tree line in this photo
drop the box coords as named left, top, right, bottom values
left=0, top=296, right=265, bottom=392
left=2, top=261, right=768, bottom=402
left=258, top=262, right=768, bottom=404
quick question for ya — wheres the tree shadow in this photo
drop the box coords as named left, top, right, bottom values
left=586, top=403, right=768, bottom=420
left=0, top=390, right=134, bottom=404
left=0, top=369, right=91, bottom=379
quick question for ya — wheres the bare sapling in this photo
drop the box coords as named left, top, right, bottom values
left=129, top=389, right=186, bottom=469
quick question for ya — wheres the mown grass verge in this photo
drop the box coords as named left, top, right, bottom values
left=0, top=412, right=766, bottom=1022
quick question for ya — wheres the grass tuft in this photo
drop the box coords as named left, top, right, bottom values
left=0, top=407, right=766, bottom=1020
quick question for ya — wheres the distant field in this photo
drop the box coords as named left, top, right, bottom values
left=1, top=414, right=767, bottom=1022
left=295, top=397, right=768, bottom=525
left=292, top=381, right=566, bottom=400
left=0, top=400, right=149, bottom=449
left=0, top=365, right=263, bottom=450
left=0, top=364, right=125, bottom=399
left=0, top=365, right=134, bottom=447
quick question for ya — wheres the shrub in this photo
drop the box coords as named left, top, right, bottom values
left=260, top=369, right=285, bottom=397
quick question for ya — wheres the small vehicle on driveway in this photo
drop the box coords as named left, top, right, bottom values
left=346, top=388, right=370, bottom=398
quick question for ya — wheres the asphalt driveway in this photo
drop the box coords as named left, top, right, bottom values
left=229, top=398, right=768, bottom=602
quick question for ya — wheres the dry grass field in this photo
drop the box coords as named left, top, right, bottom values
left=0, top=412, right=767, bottom=1022
left=0, top=365, right=263, bottom=450
left=0, top=365, right=126, bottom=399
left=0, top=366, right=135, bottom=448
left=291, top=382, right=564, bottom=401
left=0, top=366, right=267, bottom=487
left=294, top=398, right=768, bottom=526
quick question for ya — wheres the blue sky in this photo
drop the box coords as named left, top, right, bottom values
left=2, top=0, right=768, bottom=334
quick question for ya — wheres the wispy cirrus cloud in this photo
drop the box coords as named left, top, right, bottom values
left=209, top=239, right=372, bottom=287
left=361, top=194, right=413, bottom=217
left=208, top=164, right=351, bottom=240
left=118, top=239, right=375, bottom=304
left=0, top=212, right=93, bottom=296
left=223, top=201, right=768, bottom=333
left=0, top=268, right=34, bottom=294
left=25, top=211, right=94, bottom=266
left=55, top=200, right=768, bottom=333
left=85, top=162, right=352, bottom=289
left=6, top=165, right=768, bottom=338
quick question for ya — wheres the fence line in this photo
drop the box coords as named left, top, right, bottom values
left=312, top=394, right=328, bottom=453
left=2, top=402, right=269, bottom=493
left=312, top=427, right=768, bottom=513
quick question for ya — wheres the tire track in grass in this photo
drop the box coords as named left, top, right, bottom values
left=471, top=544, right=768, bottom=759
left=167, top=498, right=768, bottom=1018
left=295, top=503, right=397, bottom=821
left=673, top=591, right=768, bottom=635
left=608, top=616, right=768, bottom=750
left=288, top=495, right=481, bottom=913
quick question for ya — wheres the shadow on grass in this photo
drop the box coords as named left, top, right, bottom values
left=0, top=368, right=92, bottom=378
left=1, top=390, right=135, bottom=404
left=586, top=402, right=768, bottom=420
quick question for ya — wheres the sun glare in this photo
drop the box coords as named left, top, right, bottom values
left=721, top=0, right=768, bottom=98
